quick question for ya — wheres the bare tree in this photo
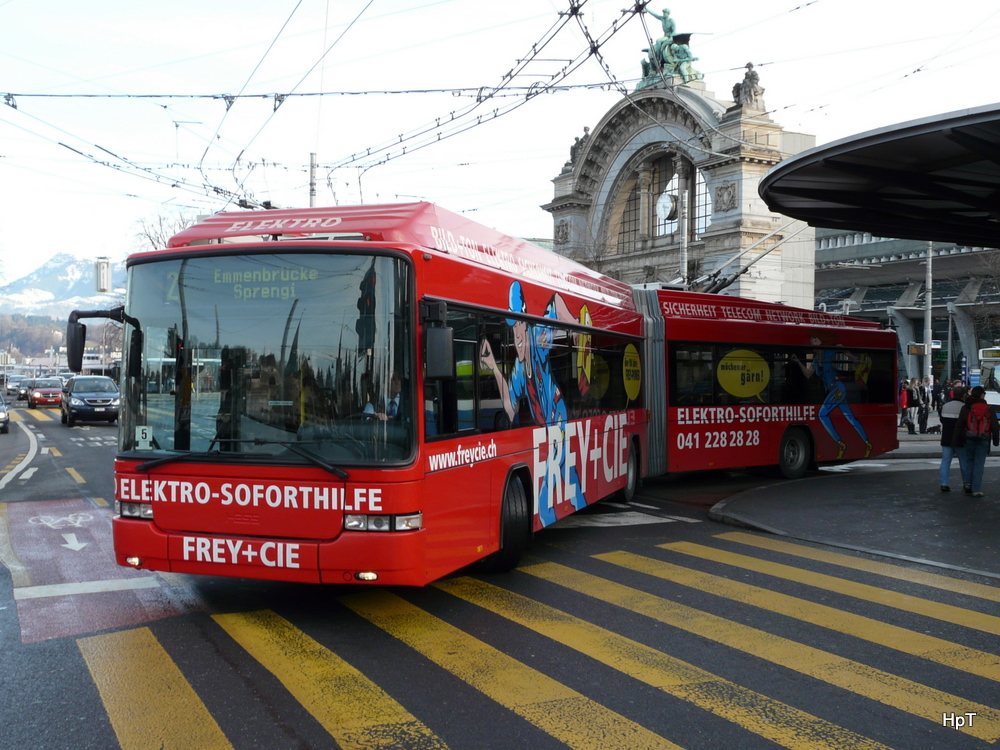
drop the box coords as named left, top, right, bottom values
left=135, top=213, right=194, bottom=252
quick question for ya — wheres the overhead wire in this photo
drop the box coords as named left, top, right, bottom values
left=225, top=0, right=376, bottom=207
left=197, top=0, right=305, bottom=190
left=2, top=1, right=995, bottom=219
left=321, top=0, right=661, bottom=196
left=324, top=1, right=587, bottom=176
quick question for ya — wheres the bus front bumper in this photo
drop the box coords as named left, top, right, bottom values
left=112, top=517, right=428, bottom=586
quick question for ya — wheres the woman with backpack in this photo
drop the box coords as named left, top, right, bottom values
left=951, top=385, right=1000, bottom=497
left=939, top=385, right=968, bottom=492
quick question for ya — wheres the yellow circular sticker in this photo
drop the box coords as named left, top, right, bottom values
left=623, top=343, right=641, bottom=401
left=576, top=304, right=593, bottom=396
left=717, top=349, right=769, bottom=400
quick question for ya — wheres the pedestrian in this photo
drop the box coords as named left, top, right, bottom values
left=905, top=377, right=920, bottom=435
left=917, top=377, right=931, bottom=434
left=898, top=380, right=910, bottom=429
left=933, top=377, right=944, bottom=418
left=938, top=385, right=968, bottom=492
left=951, top=385, right=1000, bottom=497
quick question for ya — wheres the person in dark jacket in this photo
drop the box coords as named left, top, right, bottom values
left=938, top=386, right=967, bottom=492
left=951, top=386, right=1000, bottom=497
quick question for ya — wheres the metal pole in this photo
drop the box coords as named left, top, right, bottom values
left=678, top=191, right=688, bottom=284
left=946, top=309, right=953, bottom=381
left=924, top=241, right=933, bottom=381
left=309, top=153, right=317, bottom=208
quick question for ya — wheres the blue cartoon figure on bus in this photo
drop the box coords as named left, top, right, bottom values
left=479, top=281, right=584, bottom=526
left=792, top=331, right=873, bottom=460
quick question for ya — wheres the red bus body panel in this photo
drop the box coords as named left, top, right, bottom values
left=114, top=203, right=647, bottom=586
left=656, top=289, right=898, bottom=472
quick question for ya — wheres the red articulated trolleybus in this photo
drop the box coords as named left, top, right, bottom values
left=67, top=202, right=897, bottom=586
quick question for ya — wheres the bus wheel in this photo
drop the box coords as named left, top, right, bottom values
left=778, top=427, right=811, bottom=479
left=478, top=473, right=531, bottom=573
left=615, top=441, right=639, bottom=502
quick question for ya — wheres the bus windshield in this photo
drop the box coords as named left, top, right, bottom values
left=120, top=251, right=413, bottom=465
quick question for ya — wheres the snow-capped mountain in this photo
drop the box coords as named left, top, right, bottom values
left=0, top=254, right=126, bottom=319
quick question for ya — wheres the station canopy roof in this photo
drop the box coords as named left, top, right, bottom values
left=759, top=103, right=1000, bottom=248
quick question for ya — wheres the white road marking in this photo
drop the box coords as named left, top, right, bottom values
left=553, top=511, right=678, bottom=528
left=14, top=577, right=161, bottom=600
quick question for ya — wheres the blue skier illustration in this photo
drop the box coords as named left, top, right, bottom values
left=793, top=332, right=873, bottom=459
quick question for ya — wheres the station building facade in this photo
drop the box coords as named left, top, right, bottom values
left=543, top=53, right=817, bottom=309
left=541, top=19, right=999, bottom=385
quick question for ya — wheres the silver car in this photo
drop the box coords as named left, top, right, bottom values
left=5, top=377, right=23, bottom=397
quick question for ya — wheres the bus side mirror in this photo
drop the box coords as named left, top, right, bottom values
left=128, top=329, right=143, bottom=380
left=425, top=327, right=454, bottom=379
left=66, top=321, right=86, bottom=373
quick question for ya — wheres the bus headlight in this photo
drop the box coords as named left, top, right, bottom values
left=344, top=512, right=422, bottom=532
left=115, top=501, right=154, bottom=519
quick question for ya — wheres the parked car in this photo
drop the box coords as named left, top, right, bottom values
left=27, top=378, right=64, bottom=409
left=61, top=376, right=120, bottom=425
left=16, top=379, right=36, bottom=401
left=5, top=376, right=23, bottom=397
left=0, top=395, right=9, bottom=434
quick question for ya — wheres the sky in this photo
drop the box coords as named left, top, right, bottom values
left=1, top=0, right=998, bottom=285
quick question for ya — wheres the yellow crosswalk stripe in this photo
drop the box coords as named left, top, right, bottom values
left=66, top=467, right=86, bottom=483
left=434, top=577, right=892, bottom=750
left=214, top=610, right=449, bottom=750
left=661, top=541, right=1000, bottom=636
left=599, top=550, right=1000, bottom=683
left=24, top=408, right=54, bottom=422
left=78, top=628, right=233, bottom=749
left=8, top=410, right=23, bottom=422
left=343, top=589, right=685, bottom=750
left=516, top=561, right=1000, bottom=742
left=716, top=531, right=1000, bottom=603
left=1, top=454, right=26, bottom=473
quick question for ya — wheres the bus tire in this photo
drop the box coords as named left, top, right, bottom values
left=778, top=427, right=811, bottom=479
left=479, top=473, right=531, bottom=573
left=615, top=439, right=639, bottom=502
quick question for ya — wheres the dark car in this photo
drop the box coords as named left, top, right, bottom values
left=61, top=376, right=120, bottom=426
left=0, top=394, right=9, bottom=434
left=27, top=378, right=64, bottom=408
left=17, top=379, right=36, bottom=401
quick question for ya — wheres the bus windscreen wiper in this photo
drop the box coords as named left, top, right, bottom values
left=134, top=439, right=348, bottom=479
left=257, top=438, right=350, bottom=479
left=134, top=451, right=219, bottom=472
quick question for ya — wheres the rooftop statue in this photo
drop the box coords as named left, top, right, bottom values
left=732, top=62, right=765, bottom=108
left=637, top=8, right=703, bottom=89
left=561, top=126, right=591, bottom=173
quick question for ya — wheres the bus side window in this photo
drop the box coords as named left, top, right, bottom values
left=455, top=340, right=476, bottom=431
left=670, top=345, right=713, bottom=406
left=425, top=311, right=478, bottom=438
left=479, top=319, right=509, bottom=432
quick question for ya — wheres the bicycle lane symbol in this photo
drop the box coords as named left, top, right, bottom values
left=5, top=497, right=204, bottom=644
left=28, top=514, right=93, bottom=550
left=28, top=513, right=94, bottom=529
